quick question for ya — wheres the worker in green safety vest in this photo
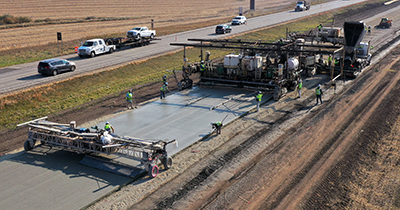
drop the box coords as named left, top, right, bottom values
left=317, top=23, right=322, bottom=31
left=297, top=79, right=303, bottom=98
left=160, top=82, right=169, bottom=99
left=104, top=122, right=115, bottom=133
left=315, top=84, right=323, bottom=105
left=255, top=91, right=263, bottom=112
left=126, top=89, right=133, bottom=109
left=211, top=121, right=223, bottom=134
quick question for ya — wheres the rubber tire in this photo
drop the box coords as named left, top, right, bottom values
left=79, top=55, right=83, bottom=58
left=109, top=48, right=114, bottom=54
left=70, top=66, right=76, bottom=72
left=52, top=70, right=58, bottom=76
left=163, top=157, right=173, bottom=169
left=148, top=164, right=159, bottom=178
left=150, top=34, right=154, bottom=39
left=90, top=51, right=95, bottom=58
left=24, top=140, right=33, bottom=151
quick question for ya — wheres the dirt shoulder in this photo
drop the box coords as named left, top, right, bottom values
left=124, top=43, right=400, bottom=210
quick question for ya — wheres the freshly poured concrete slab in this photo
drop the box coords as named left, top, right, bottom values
left=0, top=147, right=131, bottom=210
left=97, top=87, right=269, bottom=158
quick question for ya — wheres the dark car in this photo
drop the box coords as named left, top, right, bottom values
left=38, top=59, right=76, bottom=76
left=215, top=24, right=232, bottom=34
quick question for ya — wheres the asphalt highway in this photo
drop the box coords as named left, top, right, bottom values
left=7, top=0, right=400, bottom=209
left=0, top=0, right=369, bottom=95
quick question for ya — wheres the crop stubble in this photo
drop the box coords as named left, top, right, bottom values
left=0, top=0, right=294, bottom=50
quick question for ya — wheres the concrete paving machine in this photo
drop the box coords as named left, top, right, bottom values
left=18, top=117, right=176, bottom=178
left=171, top=38, right=337, bottom=100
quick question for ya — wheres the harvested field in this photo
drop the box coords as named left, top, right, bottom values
left=0, top=0, right=308, bottom=50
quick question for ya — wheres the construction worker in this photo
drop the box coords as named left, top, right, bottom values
left=315, top=84, right=323, bottom=105
left=297, top=79, right=302, bottom=98
left=317, top=23, right=322, bottom=31
left=368, top=25, right=371, bottom=33
left=200, top=61, right=205, bottom=76
left=255, top=91, right=263, bottom=112
left=126, top=89, right=133, bottom=109
left=160, top=82, right=169, bottom=99
left=279, top=38, right=284, bottom=44
left=211, top=122, right=223, bottom=135
left=104, top=122, right=115, bottom=133
left=328, top=54, right=333, bottom=67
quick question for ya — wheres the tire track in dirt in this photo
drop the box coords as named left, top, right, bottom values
left=301, top=53, right=400, bottom=209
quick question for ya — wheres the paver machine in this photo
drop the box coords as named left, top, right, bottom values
left=19, top=117, right=176, bottom=178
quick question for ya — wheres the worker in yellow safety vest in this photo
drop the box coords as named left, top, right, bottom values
left=315, top=84, right=323, bottom=105
left=328, top=54, right=333, bottom=67
left=200, top=61, right=205, bottom=76
left=297, top=79, right=303, bottom=98
left=211, top=122, right=223, bottom=134
left=160, top=82, right=169, bottom=99
left=104, top=122, right=115, bottom=133
left=255, top=91, right=263, bottom=112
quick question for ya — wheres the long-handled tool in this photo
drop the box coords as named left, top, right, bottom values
left=211, top=114, right=229, bottom=133
left=132, top=89, right=138, bottom=109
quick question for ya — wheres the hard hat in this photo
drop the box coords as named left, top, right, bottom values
left=129, top=89, right=132, bottom=92
left=201, top=61, right=204, bottom=63
left=165, top=82, right=168, bottom=85
left=318, top=84, right=321, bottom=87
left=106, top=122, right=109, bottom=124
left=258, top=91, right=262, bottom=94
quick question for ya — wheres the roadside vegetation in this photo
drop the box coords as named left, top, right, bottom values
left=0, top=0, right=386, bottom=130
left=0, top=14, right=31, bottom=25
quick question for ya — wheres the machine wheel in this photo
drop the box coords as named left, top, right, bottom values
left=109, top=48, right=114, bottom=54
left=162, top=157, right=173, bottom=169
left=24, top=140, right=34, bottom=151
left=79, top=55, right=83, bottom=58
left=148, top=164, right=159, bottom=178
left=70, top=66, right=76, bottom=72
left=90, top=51, right=95, bottom=58
left=52, top=70, right=58, bottom=76
left=150, top=34, right=154, bottom=39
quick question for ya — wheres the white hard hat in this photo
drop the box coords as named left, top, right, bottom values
left=318, top=84, right=321, bottom=87
left=165, top=82, right=168, bottom=85
left=258, top=91, right=262, bottom=94
left=106, top=122, right=109, bottom=124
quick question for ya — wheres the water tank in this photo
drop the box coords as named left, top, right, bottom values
left=287, top=58, right=299, bottom=71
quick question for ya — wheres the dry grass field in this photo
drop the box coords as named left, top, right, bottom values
left=0, top=0, right=298, bottom=51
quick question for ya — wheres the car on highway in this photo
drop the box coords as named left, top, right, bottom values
left=38, top=59, right=76, bottom=76
left=215, top=24, right=232, bottom=34
left=231, top=16, right=247, bottom=25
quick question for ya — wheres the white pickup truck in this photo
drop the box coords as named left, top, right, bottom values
left=77, top=39, right=116, bottom=58
left=126, top=27, right=156, bottom=40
